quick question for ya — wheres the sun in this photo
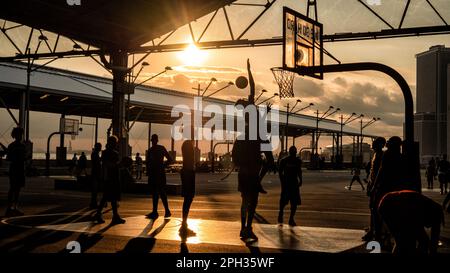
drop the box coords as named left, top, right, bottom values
left=177, top=43, right=208, bottom=66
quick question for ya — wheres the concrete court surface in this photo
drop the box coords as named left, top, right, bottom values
left=0, top=170, right=449, bottom=254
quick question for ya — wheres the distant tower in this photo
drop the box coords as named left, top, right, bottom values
left=414, top=45, right=450, bottom=163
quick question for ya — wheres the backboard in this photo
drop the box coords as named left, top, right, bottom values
left=283, top=7, right=323, bottom=79
left=60, top=118, right=80, bottom=135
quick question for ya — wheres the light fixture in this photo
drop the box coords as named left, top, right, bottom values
left=60, top=96, right=69, bottom=102
left=38, top=34, right=48, bottom=41
left=40, top=94, right=49, bottom=100
left=73, top=44, right=82, bottom=50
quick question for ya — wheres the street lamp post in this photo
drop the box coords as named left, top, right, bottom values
left=337, top=113, right=362, bottom=167
left=191, top=78, right=235, bottom=170
left=283, top=99, right=302, bottom=152
left=358, top=117, right=381, bottom=166
left=312, top=106, right=340, bottom=169
left=257, top=93, right=279, bottom=105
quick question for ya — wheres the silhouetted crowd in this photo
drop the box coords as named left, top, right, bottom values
left=1, top=126, right=450, bottom=254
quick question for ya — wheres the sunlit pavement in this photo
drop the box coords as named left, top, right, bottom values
left=0, top=171, right=449, bottom=253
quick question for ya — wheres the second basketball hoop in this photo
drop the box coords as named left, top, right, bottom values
left=271, top=67, right=295, bottom=98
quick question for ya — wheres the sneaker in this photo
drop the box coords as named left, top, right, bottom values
left=111, top=217, right=126, bottom=225
left=240, top=228, right=248, bottom=239
left=247, top=229, right=258, bottom=241
left=164, top=211, right=172, bottom=218
left=277, top=213, right=283, bottom=224
left=288, top=219, right=297, bottom=226
left=179, top=225, right=196, bottom=237
left=146, top=212, right=159, bottom=219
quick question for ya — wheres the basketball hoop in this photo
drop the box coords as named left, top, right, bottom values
left=271, top=67, right=295, bottom=98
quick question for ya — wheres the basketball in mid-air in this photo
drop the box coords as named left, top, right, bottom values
left=235, top=76, right=248, bottom=89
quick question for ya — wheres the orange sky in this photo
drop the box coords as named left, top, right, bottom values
left=1, top=0, right=450, bottom=155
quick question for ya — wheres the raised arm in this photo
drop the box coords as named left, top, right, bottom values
left=247, top=59, right=255, bottom=104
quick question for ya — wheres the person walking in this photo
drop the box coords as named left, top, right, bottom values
left=93, top=136, right=125, bottom=225
left=278, top=146, right=303, bottom=226
left=146, top=134, right=173, bottom=219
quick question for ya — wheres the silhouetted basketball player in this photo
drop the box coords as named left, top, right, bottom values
left=371, top=136, right=407, bottom=243
left=363, top=137, right=386, bottom=241
left=347, top=167, right=365, bottom=191
left=278, top=146, right=302, bottom=226
left=94, top=136, right=125, bottom=224
left=437, top=154, right=450, bottom=195
left=378, top=190, right=442, bottom=254
left=4, top=127, right=26, bottom=217
left=232, top=59, right=274, bottom=242
left=179, top=140, right=196, bottom=238
left=146, top=134, right=173, bottom=219
left=90, top=143, right=102, bottom=209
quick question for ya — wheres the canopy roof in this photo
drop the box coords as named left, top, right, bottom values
left=0, top=0, right=235, bottom=49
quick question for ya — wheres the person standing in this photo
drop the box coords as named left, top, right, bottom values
left=232, top=60, right=274, bottom=242
left=426, top=158, right=436, bottom=190
left=135, top=153, right=143, bottom=180
left=179, top=140, right=196, bottom=237
left=347, top=167, right=365, bottom=191
left=362, top=137, right=386, bottom=241
left=4, top=127, right=26, bottom=217
left=371, top=136, right=406, bottom=243
left=278, top=146, right=302, bottom=226
left=93, top=136, right=125, bottom=225
left=78, top=152, right=87, bottom=176
left=146, top=134, right=173, bottom=219
left=69, top=153, right=78, bottom=175
left=89, top=143, right=102, bottom=209
left=437, top=154, right=450, bottom=195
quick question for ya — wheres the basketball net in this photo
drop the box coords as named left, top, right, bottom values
left=271, top=67, right=295, bottom=98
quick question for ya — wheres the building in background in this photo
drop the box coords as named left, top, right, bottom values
left=415, top=45, right=450, bottom=164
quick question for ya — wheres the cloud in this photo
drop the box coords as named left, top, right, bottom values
left=333, top=77, right=348, bottom=87
left=173, top=65, right=244, bottom=74
left=293, top=77, right=325, bottom=98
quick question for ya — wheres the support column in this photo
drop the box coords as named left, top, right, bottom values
left=94, top=117, right=99, bottom=144
left=110, top=50, right=129, bottom=158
